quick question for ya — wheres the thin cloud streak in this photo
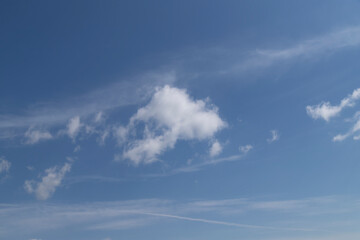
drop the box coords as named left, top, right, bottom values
left=143, top=154, right=246, bottom=178
left=0, top=196, right=340, bottom=238
left=238, top=26, right=360, bottom=71
left=127, top=211, right=320, bottom=232
left=67, top=154, right=247, bottom=184
left=174, top=154, right=244, bottom=173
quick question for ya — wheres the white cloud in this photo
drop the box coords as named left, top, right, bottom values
left=0, top=158, right=11, bottom=174
left=306, top=88, right=360, bottom=142
left=121, top=85, right=226, bottom=165
left=332, top=118, right=360, bottom=142
left=306, top=88, right=360, bottom=121
left=66, top=116, right=82, bottom=140
left=24, top=162, right=72, bottom=200
left=239, top=144, right=253, bottom=154
left=306, top=102, right=343, bottom=122
left=123, top=136, right=168, bottom=164
left=267, top=130, right=279, bottom=143
left=24, top=128, right=52, bottom=144
left=332, top=133, right=349, bottom=142
left=209, top=140, right=222, bottom=157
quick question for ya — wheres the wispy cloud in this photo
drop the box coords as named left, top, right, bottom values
left=267, top=130, right=279, bottom=143
left=154, top=154, right=246, bottom=176
left=307, top=88, right=360, bottom=121
left=66, top=154, right=248, bottom=183
left=0, top=196, right=344, bottom=238
left=24, top=161, right=72, bottom=200
left=333, top=118, right=360, bottom=142
left=0, top=157, right=11, bottom=175
left=175, top=26, right=360, bottom=78
left=24, top=128, right=53, bottom=144
left=238, top=26, right=360, bottom=71
left=307, top=88, right=360, bottom=142
left=186, top=196, right=338, bottom=215
left=239, top=144, right=253, bottom=154
left=124, top=211, right=315, bottom=232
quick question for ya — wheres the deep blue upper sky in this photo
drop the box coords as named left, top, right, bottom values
left=2, top=1, right=360, bottom=240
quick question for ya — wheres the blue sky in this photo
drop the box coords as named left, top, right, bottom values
left=2, top=1, right=360, bottom=239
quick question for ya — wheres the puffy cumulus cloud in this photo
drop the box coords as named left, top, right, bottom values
left=0, top=157, right=11, bottom=174
left=66, top=116, right=82, bottom=140
left=24, top=128, right=52, bottom=144
left=239, top=144, right=253, bottom=154
left=119, top=85, right=226, bottom=165
left=267, top=130, right=279, bottom=143
left=209, top=140, right=222, bottom=157
left=306, top=88, right=360, bottom=121
left=24, top=162, right=71, bottom=200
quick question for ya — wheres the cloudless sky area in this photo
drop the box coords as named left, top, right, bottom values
left=2, top=1, right=360, bottom=240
